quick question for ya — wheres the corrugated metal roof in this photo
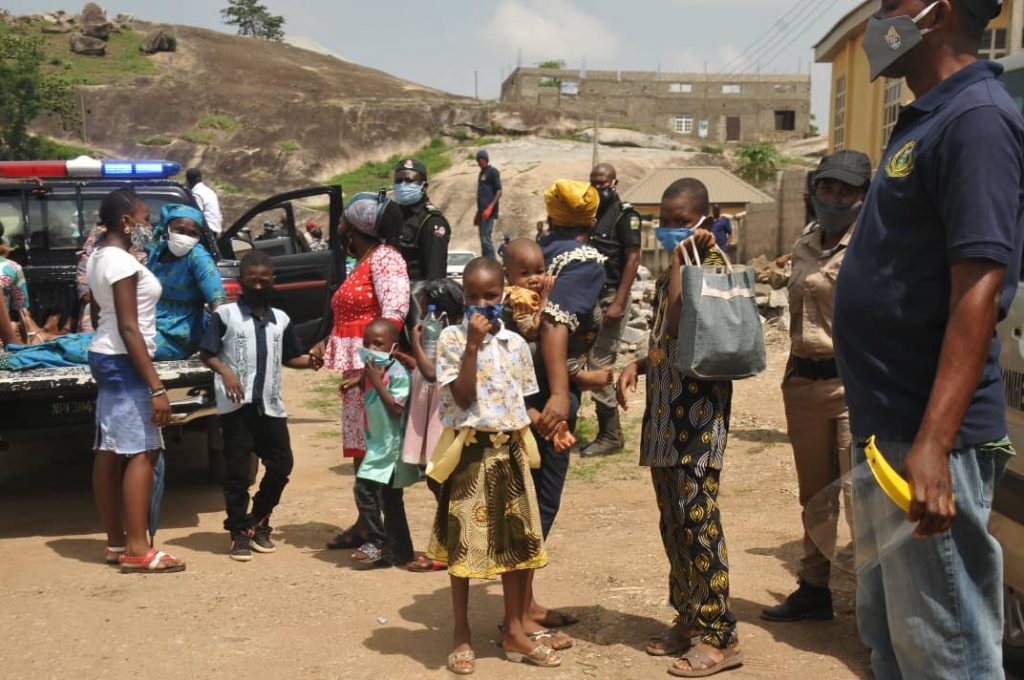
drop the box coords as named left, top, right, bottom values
left=620, top=166, right=775, bottom=206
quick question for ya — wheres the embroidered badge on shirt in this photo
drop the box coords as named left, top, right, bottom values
left=885, top=140, right=915, bottom=178
left=434, top=224, right=447, bottom=238
left=629, top=215, right=641, bottom=231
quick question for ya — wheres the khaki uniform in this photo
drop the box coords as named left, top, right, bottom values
left=783, top=224, right=854, bottom=588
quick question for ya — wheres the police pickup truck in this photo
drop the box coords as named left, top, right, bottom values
left=996, top=53, right=1024, bottom=671
left=0, top=157, right=342, bottom=461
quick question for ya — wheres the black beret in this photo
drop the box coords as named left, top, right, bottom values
left=394, top=158, right=427, bottom=180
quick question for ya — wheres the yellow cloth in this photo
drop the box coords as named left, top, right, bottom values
left=544, top=179, right=599, bottom=227
left=426, top=426, right=541, bottom=482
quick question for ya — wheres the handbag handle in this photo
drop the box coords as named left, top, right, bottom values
left=681, top=238, right=702, bottom=267
left=712, top=244, right=735, bottom=274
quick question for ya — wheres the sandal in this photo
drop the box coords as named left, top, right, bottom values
left=535, top=609, right=579, bottom=628
left=104, top=545, right=126, bottom=565
left=326, top=527, right=363, bottom=550
left=528, top=630, right=574, bottom=651
left=118, top=548, right=186, bottom=574
left=646, top=625, right=700, bottom=657
left=504, top=644, right=561, bottom=667
left=407, top=555, right=447, bottom=572
left=446, top=648, right=475, bottom=675
left=668, top=644, right=743, bottom=677
left=351, top=543, right=383, bottom=563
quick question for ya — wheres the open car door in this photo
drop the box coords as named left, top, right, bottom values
left=218, top=185, right=343, bottom=349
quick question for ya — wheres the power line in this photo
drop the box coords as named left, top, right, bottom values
left=749, top=0, right=843, bottom=74
left=716, top=0, right=819, bottom=73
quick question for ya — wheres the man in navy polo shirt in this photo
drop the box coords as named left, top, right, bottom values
left=833, top=1, right=1022, bottom=677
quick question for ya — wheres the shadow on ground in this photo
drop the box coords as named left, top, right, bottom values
left=361, top=582, right=671, bottom=670
left=730, top=427, right=790, bottom=445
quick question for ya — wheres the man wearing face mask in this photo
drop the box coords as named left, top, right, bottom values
left=582, top=162, right=642, bottom=457
left=761, top=150, right=869, bottom=624
left=388, top=158, right=451, bottom=283
left=832, top=1, right=1023, bottom=677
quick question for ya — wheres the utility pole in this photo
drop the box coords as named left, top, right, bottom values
left=592, top=113, right=599, bottom=168
left=474, top=70, right=479, bottom=100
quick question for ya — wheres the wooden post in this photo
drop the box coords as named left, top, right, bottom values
left=1011, top=0, right=1024, bottom=54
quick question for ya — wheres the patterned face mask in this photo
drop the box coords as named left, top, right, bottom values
left=131, top=222, right=154, bottom=253
left=465, top=303, right=505, bottom=324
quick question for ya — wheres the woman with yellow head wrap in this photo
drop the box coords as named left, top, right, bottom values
left=544, top=180, right=600, bottom=228
left=520, top=179, right=608, bottom=633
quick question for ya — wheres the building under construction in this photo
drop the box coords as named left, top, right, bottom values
left=500, top=68, right=811, bottom=144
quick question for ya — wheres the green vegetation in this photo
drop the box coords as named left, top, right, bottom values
left=279, top=140, right=300, bottom=152
left=221, top=0, right=285, bottom=41
left=179, top=130, right=215, bottom=145
left=700, top=144, right=724, bottom=155
left=536, top=59, right=566, bottom=88
left=736, top=143, right=781, bottom=184
left=35, top=136, right=96, bottom=158
left=536, top=59, right=566, bottom=69
left=325, top=137, right=454, bottom=196
left=138, top=135, right=174, bottom=146
left=198, top=114, right=240, bottom=132
left=37, top=25, right=157, bottom=85
left=0, top=23, right=80, bottom=158
left=215, top=181, right=254, bottom=196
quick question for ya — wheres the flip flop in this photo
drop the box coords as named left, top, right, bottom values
left=104, top=545, right=126, bottom=565
left=407, top=555, right=447, bottom=572
left=118, top=548, right=186, bottom=574
left=668, top=645, right=744, bottom=678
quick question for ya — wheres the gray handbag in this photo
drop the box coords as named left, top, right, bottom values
left=675, top=241, right=766, bottom=380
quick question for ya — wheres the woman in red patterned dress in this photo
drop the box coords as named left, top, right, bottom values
left=314, top=194, right=409, bottom=549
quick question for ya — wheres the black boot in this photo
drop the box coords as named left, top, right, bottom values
left=760, top=580, right=833, bottom=621
left=581, top=407, right=625, bottom=458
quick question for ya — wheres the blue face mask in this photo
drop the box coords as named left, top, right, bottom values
left=465, top=303, right=504, bottom=324
left=358, top=346, right=393, bottom=367
left=653, top=227, right=693, bottom=254
left=392, top=182, right=424, bottom=206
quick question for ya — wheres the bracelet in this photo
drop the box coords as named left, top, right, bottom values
left=150, top=387, right=167, bottom=398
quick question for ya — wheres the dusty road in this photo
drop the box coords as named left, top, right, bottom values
left=0, top=340, right=871, bottom=679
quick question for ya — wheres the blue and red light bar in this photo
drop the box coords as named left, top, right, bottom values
left=0, top=156, right=180, bottom=179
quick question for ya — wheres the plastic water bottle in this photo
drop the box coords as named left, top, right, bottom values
left=421, top=305, right=443, bottom=362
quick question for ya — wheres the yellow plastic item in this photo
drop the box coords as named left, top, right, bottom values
left=864, top=436, right=912, bottom=513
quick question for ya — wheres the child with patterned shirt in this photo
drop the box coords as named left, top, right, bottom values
left=350, top=318, right=418, bottom=568
left=426, top=257, right=561, bottom=673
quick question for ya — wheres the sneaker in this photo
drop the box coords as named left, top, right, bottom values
left=760, top=580, right=833, bottom=621
left=229, top=532, right=252, bottom=562
left=251, top=525, right=276, bottom=554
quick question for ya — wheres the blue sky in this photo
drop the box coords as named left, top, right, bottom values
left=5, top=0, right=864, bottom=131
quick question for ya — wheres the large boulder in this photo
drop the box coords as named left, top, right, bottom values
left=78, top=3, right=112, bottom=41
left=70, top=33, right=106, bottom=56
left=113, top=13, right=134, bottom=28
left=42, top=20, right=73, bottom=34
left=139, top=29, right=176, bottom=54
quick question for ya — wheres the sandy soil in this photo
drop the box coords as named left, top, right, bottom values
left=0, top=339, right=872, bottom=680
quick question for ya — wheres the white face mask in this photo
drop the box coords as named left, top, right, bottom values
left=167, top=232, right=199, bottom=257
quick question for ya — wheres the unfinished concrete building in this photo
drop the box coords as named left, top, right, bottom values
left=500, top=68, right=812, bottom=144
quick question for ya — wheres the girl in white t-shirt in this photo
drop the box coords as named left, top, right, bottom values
left=87, top=189, right=184, bottom=574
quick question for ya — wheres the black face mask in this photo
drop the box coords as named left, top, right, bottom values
left=243, top=287, right=273, bottom=307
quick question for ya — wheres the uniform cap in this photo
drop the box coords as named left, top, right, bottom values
left=814, top=150, right=872, bottom=188
left=394, top=158, right=427, bottom=180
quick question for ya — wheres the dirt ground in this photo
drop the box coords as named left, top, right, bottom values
left=0, top=338, right=873, bottom=680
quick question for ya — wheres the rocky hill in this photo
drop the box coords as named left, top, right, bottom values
left=14, top=8, right=579, bottom=194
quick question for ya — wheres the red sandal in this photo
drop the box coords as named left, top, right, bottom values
left=406, top=555, right=447, bottom=572
left=118, top=548, right=186, bottom=574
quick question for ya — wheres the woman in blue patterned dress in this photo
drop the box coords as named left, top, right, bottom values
left=0, top=204, right=224, bottom=369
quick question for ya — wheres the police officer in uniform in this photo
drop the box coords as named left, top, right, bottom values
left=583, top=162, right=642, bottom=457
left=387, top=158, right=451, bottom=283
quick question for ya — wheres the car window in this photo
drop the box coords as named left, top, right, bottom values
left=0, top=195, right=25, bottom=252
left=449, top=252, right=474, bottom=266
left=26, top=190, right=80, bottom=250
